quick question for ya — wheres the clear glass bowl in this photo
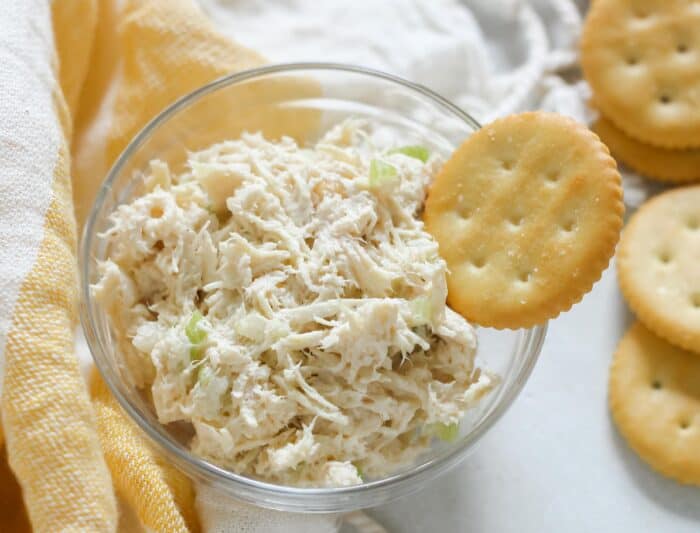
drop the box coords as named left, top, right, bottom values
left=80, top=63, right=546, bottom=513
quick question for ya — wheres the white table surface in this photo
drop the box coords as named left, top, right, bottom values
left=370, top=262, right=700, bottom=532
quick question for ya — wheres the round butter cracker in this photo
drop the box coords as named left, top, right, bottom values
left=610, top=322, right=700, bottom=485
left=594, top=116, right=700, bottom=183
left=424, top=112, right=624, bottom=329
left=618, top=185, right=700, bottom=353
left=581, top=0, right=700, bottom=148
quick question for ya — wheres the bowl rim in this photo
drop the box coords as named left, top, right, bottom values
left=80, top=62, right=547, bottom=510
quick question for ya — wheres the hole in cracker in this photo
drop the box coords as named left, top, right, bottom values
left=471, top=258, right=486, bottom=269
left=501, top=160, right=514, bottom=171
left=545, top=170, right=559, bottom=183
left=657, top=251, right=672, bottom=264
left=691, top=293, right=700, bottom=308
left=679, top=420, right=691, bottom=430
left=677, top=43, right=689, bottom=53
left=651, top=380, right=662, bottom=390
left=508, top=214, right=523, bottom=228
left=561, top=220, right=575, bottom=233
left=457, top=205, right=471, bottom=220
left=518, top=271, right=531, bottom=283
left=688, top=217, right=699, bottom=230
left=626, top=56, right=638, bottom=66
left=659, top=94, right=672, bottom=105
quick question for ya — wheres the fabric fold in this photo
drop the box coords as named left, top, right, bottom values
left=90, top=371, right=199, bottom=533
left=0, top=1, right=117, bottom=530
left=1, top=0, right=266, bottom=530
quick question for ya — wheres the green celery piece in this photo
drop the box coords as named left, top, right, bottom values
left=186, top=311, right=207, bottom=360
left=186, top=311, right=206, bottom=343
left=369, top=159, right=398, bottom=187
left=434, top=422, right=459, bottom=442
left=190, top=347, right=202, bottom=361
left=390, top=145, right=430, bottom=163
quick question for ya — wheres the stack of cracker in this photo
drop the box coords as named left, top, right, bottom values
left=610, top=186, right=700, bottom=485
left=581, top=0, right=700, bottom=183
left=581, top=0, right=700, bottom=485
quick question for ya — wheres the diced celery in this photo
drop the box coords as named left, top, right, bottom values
left=369, top=159, right=398, bottom=187
left=186, top=311, right=207, bottom=360
left=354, top=464, right=364, bottom=481
left=390, top=145, right=430, bottom=163
left=434, top=422, right=459, bottom=442
left=190, top=346, right=203, bottom=361
left=186, top=311, right=206, bottom=343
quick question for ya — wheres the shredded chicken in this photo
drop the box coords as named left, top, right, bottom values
left=94, top=119, right=495, bottom=487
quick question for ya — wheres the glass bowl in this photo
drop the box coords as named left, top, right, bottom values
left=80, top=63, right=546, bottom=513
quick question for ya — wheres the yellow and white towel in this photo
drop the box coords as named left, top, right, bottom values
left=0, top=1, right=344, bottom=531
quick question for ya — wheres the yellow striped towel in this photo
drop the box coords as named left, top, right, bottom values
left=0, top=1, right=380, bottom=530
left=0, top=0, right=267, bottom=530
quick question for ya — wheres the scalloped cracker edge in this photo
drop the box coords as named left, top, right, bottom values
left=594, top=116, right=700, bottom=183
left=618, top=185, right=700, bottom=353
left=424, top=112, right=624, bottom=329
left=609, top=322, right=700, bottom=485
left=581, top=0, right=700, bottom=148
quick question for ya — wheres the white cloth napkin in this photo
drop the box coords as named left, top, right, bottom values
left=201, top=0, right=587, bottom=122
